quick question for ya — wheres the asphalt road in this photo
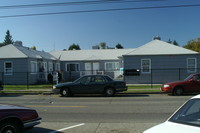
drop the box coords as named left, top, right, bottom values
left=0, top=93, right=193, bottom=133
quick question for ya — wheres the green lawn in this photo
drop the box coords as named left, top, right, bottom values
left=2, top=84, right=161, bottom=91
left=3, top=84, right=53, bottom=90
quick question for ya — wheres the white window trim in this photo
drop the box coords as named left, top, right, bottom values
left=4, top=61, right=13, bottom=75
left=141, top=59, right=151, bottom=74
left=65, top=63, right=80, bottom=72
left=48, top=62, right=53, bottom=72
left=42, top=62, right=47, bottom=72
left=187, top=58, right=197, bottom=73
left=105, top=62, right=119, bottom=71
left=31, top=61, right=37, bottom=74
left=56, top=63, right=60, bottom=71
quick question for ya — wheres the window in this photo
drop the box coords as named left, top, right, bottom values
left=66, top=63, right=79, bottom=72
left=56, top=63, right=60, bottom=71
left=4, top=62, right=13, bottom=75
left=31, top=61, right=37, bottom=73
left=49, top=62, right=53, bottom=72
left=43, top=62, right=47, bottom=72
left=105, top=62, right=119, bottom=71
left=141, top=59, right=151, bottom=73
left=187, top=58, right=197, bottom=73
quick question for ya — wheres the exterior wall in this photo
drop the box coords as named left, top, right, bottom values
left=60, top=60, right=123, bottom=81
left=123, top=54, right=200, bottom=84
left=0, top=58, right=29, bottom=84
left=0, top=58, right=59, bottom=85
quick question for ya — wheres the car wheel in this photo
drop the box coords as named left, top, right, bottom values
left=0, top=122, right=21, bottom=133
left=173, top=87, right=183, bottom=96
left=60, top=88, right=70, bottom=97
left=105, top=87, right=115, bottom=96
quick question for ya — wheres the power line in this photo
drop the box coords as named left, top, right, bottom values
left=0, top=0, right=166, bottom=9
left=0, top=4, right=200, bottom=18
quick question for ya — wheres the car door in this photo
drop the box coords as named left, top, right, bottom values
left=187, top=75, right=200, bottom=92
left=88, top=75, right=107, bottom=93
left=190, top=74, right=200, bottom=92
left=71, top=76, right=92, bottom=94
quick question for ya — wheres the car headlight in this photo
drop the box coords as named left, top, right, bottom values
left=163, top=84, right=170, bottom=88
left=53, top=86, right=56, bottom=89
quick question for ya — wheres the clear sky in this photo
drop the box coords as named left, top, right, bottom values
left=0, top=0, right=200, bottom=52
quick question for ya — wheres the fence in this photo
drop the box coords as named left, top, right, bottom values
left=0, top=68, right=199, bottom=89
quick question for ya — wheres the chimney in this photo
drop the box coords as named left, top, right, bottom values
left=152, top=36, right=161, bottom=40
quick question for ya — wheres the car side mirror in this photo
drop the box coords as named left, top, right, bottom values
left=189, top=78, right=194, bottom=82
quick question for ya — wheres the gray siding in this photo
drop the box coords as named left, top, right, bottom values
left=0, top=58, right=29, bottom=84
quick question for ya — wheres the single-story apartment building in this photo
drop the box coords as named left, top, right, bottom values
left=123, top=39, right=200, bottom=84
left=0, top=42, right=59, bottom=84
left=50, top=49, right=134, bottom=81
left=1, top=38, right=200, bottom=85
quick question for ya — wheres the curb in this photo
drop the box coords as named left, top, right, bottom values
left=1, top=91, right=163, bottom=95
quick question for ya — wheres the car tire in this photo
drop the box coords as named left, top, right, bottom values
left=105, top=87, right=115, bottom=97
left=173, top=87, right=183, bottom=96
left=60, top=88, right=70, bottom=97
left=0, top=122, right=21, bottom=133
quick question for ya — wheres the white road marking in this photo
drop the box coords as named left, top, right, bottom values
left=48, top=123, right=85, bottom=133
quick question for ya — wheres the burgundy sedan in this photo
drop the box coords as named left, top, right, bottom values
left=0, top=104, right=41, bottom=133
left=161, top=73, right=200, bottom=95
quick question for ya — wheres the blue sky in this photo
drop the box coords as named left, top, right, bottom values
left=0, top=0, right=200, bottom=52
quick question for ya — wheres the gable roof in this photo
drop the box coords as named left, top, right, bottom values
left=50, top=49, right=135, bottom=61
left=0, top=44, right=57, bottom=60
left=124, top=40, right=198, bottom=56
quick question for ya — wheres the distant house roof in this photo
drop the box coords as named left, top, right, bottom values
left=124, top=40, right=198, bottom=56
left=0, top=44, right=57, bottom=60
left=50, top=49, right=135, bottom=61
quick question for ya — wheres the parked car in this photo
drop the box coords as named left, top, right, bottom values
left=161, top=73, right=200, bottom=95
left=0, top=104, right=41, bottom=133
left=53, top=75, right=128, bottom=97
left=143, top=94, right=200, bottom=133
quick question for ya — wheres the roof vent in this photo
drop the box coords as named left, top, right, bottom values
left=152, top=36, right=161, bottom=40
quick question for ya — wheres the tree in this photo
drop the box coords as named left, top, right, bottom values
left=68, top=43, right=81, bottom=50
left=115, top=43, right=124, bottom=49
left=31, top=46, right=37, bottom=50
left=167, top=39, right=172, bottom=44
left=183, top=38, right=200, bottom=52
left=3, top=30, right=14, bottom=45
left=173, top=40, right=179, bottom=46
left=100, top=42, right=106, bottom=49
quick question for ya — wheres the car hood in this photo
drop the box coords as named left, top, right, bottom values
left=164, top=80, right=185, bottom=85
left=54, top=82, right=73, bottom=88
left=144, top=121, right=200, bottom=133
left=0, top=104, right=32, bottom=110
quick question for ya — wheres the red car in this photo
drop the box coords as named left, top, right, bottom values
left=0, top=104, right=41, bottom=133
left=161, top=73, right=200, bottom=95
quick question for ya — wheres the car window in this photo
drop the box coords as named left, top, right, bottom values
left=193, top=75, right=200, bottom=81
left=169, top=99, right=200, bottom=127
left=80, top=76, right=91, bottom=84
left=94, top=76, right=106, bottom=83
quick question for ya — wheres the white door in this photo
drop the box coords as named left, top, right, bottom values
left=85, top=63, right=92, bottom=75
left=93, top=62, right=100, bottom=74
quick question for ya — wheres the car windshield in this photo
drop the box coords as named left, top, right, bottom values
left=184, top=74, right=194, bottom=81
left=169, top=99, right=200, bottom=127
